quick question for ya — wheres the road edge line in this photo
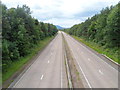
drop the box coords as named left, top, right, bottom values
left=6, top=34, right=58, bottom=88
left=102, top=54, right=120, bottom=66
left=66, top=33, right=120, bottom=70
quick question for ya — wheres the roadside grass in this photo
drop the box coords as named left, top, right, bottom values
left=72, top=35, right=119, bottom=64
left=3, top=36, right=54, bottom=83
left=0, top=39, right=2, bottom=86
left=0, top=73, right=1, bottom=87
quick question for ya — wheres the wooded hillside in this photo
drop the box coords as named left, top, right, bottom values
left=1, top=2, right=58, bottom=72
left=65, top=3, right=120, bottom=63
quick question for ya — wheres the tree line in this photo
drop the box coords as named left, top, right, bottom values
left=1, top=2, right=58, bottom=72
left=65, top=3, right=120, bottom=60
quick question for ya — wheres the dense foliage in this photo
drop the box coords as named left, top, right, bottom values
left=1, top=2, right=58, bottom=72
left=65, top=3, right=120, bottom=62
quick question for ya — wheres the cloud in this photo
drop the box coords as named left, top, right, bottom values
left=2, top=0, right=120, bottom=28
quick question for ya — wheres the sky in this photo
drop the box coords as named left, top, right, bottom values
left=2, top=0, right=119, bottom=28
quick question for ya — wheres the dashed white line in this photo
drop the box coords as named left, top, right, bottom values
left=48, top=60, right=50, bottom=63
left=88, top=58, right=90, bottom=61
left=41, top=75, right=44, bottom=80
left=99, top=70, right=103, bottom=75
left=68, top=34, right=117, bottom=71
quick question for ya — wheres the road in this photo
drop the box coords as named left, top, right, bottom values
left=10, top=31, right=118, bottom=88
left=62, top=32, right=118, bottom=88
left=12, top=31, right=67, bottom=88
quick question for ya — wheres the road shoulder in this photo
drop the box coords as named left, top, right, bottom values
left=67, top=33, right=119, bottom=71
left=3, top=35, right=57, bottom=88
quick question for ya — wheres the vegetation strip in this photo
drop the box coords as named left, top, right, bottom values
left=3, top=36, right=55, bottom=88
left=2, top=2, right=58, bottom=88
left=62, top=33, right=84, bottom=88
left=62, top=34, right=73, bottom=88
left=64, top=3, right=120, bottom=64
left=102, top=54, right=119, bottom=65
left=72, top=35, right=120, bottom=65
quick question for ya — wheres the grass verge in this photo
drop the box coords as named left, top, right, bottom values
left=3, top=36, right=54, bottom=83
left=72, top=35, right=119, bottom=64
left=62, top=34, right=84, bottom=88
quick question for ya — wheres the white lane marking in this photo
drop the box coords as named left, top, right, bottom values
left=13, top=66, right=32, bottom=87
left=70, top=34, right=117, bottom=71
left=100, top=58, right=116, bottom=70
left=75, top=57, right=92, bottom=88
left=65, top=33, right=92, bottom=88
left=41, top=75, right=44, bottom=80
left=88, top=58, right=90, bottom=61
left=72, top=37, right=117, bottom=71
left=99, top=70, right=103, bottom=75
left=13, top=55, right=39, bottom=88
left=48, top=60, right=50, bottom=63
left=72, top=48, right=92, bottom=88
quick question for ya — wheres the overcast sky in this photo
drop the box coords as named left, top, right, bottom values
left=2, top=0, right=119, bottom=28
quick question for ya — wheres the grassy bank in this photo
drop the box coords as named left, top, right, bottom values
left=3, top=36, right=55, bottom=83
left=72, top=35, right=119, bottom=64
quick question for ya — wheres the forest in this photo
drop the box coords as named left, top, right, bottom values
left=1, top=2, right=58, bottom=73
left=65, top=3, right=120, bottom=63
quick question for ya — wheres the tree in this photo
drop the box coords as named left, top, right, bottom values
left=65, top=3, right=119, bottom=49
left=40, top=22, right=48, bottom=37
left=2, top=3, right=58, bottom=73
left=106, top=3, right=120, bottom=48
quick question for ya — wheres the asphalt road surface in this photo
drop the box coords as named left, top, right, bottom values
left=62, top=32, right=118, bottom=88
left=12, top=31, right=67, bottom=88
left=11, top=31, right=118, bottom=88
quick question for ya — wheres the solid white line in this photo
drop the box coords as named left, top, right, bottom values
left=75, top=39, right=116, bottom=70
left=12, top=34, right=58, bottom=88
left=41, top=75, right=44, bottom=80
left=76, top=60, right=92, bottom=88
left=13, top=56, right=39, bottom=87
left=100, top=58, right=116, bottom=70
left=68, top=34, right=117, bottom=71
left=71, top=51, right=92, bottom=88
left=103, top=54, right=118, bottom=65
left=99, top=70, right=103, bottom=75
left=13, top=66, right=32, bottom=87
